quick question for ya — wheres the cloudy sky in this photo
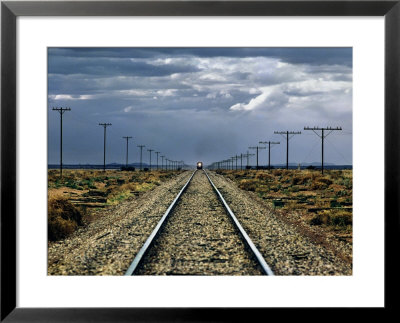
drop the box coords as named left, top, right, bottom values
left=48, top=48, right=352, bottom=167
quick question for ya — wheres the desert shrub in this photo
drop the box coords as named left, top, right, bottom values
left=311, top=177, right=333, bottom=190
left=330, top=211, right=352, bottom=226
left=310, top=210, right=352, bottom=227
left=330, top=199, right=341, bottom=207
left=292, top=173, right=313, bottom=185
left=255, top=172, right=273, bottom=181
left=329, top=170, right=343, bottom=180
left=121, top=166, right=135, bottom=171
left=238, top=179, right=258, bottom=191
left=48, top=197, right=83, bottom=241
left=272, top=169, right=283, bottom=176
left=291, top=176, right=302, bottom=185
left=78, top=179, right=97, bottom=189
left=317, top=177, right=333, bottom=185
left=309, top=212, right=330, bottom=225
left=343, top=178, right=352, bottom=189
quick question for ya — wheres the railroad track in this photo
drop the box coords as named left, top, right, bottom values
left=125, top=169, right=274, bottom=276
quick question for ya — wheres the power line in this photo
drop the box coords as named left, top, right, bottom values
left=248, top=145, right=266, bottom=170
left=304, top=126, right=342, bottom=174
left=259, top=141, right=280, bottom=170
left=274, top=130, right=301, bottom=169
left=325, top=136, right=352, bottom=165
left=300, top=136, right=320, bottom=165
left=99, top=123, right=112, bottom=172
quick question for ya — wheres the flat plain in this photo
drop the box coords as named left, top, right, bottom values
left=47, top=168, right=352, bottom=275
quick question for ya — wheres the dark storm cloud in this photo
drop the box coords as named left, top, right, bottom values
left=49, top=56, right=200, bottom=76
left=50, top=47, right=352, bottom=67
left=48, top=47, right=352, bottom=166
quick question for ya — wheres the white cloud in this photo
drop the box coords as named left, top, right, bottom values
left=229, top=86, right=279, bottom=111
left=123, top=106, right=133, bottom=112
left=49, top=94, right=94, bottom=100
left=156, top=89, right=177, bottom=96
left=199, top=73, right=226, bottom=82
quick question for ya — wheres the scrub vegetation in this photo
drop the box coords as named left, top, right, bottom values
left=48, top=169, right=182, bottom=241
left=215, top=169, right=352, bottom=241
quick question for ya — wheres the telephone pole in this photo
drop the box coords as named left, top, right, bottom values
left=155, top=151, right=160, bottom=170
left=147, top=149, right=154, bottom=171
left=249, top=146, right=266, bottom=170
left=304, top=126, right=342, bottom=174
left=274, top=130, right=301, bottom=169
left=137, top=145, right=145, bottom=170
left=161, top=155, right=165, bottom=170
left=259, top=141, right=280, bottom=170
left=52, top=107, right=71, bottom=177
left=243, top=151, right=255, bottom=169
left=99, top=123, right=112, bottom=171
left=122, top=136, right=132, bottom=167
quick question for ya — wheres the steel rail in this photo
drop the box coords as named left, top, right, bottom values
left=125, top=170, right=197, bottom=275
left=203, top=169, right=275, bottom=276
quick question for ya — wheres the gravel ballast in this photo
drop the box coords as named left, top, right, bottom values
left=135, top=170, right=264, bottom=275
left=207, top=170, right=352, bottom=275
left=48, top=171, right=193, bottom=275
left=48, top=169, right=352, bottom=276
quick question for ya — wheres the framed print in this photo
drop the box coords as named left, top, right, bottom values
left=1, top=0, right=399, bottom=321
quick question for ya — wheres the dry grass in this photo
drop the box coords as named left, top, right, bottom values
left=48, top=196, right=83, bottom=241
left=216, top=169, right=352, bottom=235
left=48, top=169, right=183, bottom=241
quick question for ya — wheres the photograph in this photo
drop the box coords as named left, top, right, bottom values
left=2, top=0, right=397, bottom=318
left=47, top=47, right=353, bottom=276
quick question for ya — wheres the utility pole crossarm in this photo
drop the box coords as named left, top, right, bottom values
left=259, top=141, right=280, bottom=170
left=259, top=141, right=280, bottom=145
left=304, top=126, right=342, bottom=130
left=249, top=145, right=266, bottom=170
left=304, top=126, right=342, bottom=174
left=274, top=130, right=301, bottom=169
left=52, top=107, right=71, bottom=113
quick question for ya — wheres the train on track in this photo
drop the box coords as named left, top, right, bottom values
left=196, top=162, right=203, bottom=170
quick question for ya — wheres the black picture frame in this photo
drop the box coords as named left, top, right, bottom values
left=1, top=1, right=399, bottom=321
